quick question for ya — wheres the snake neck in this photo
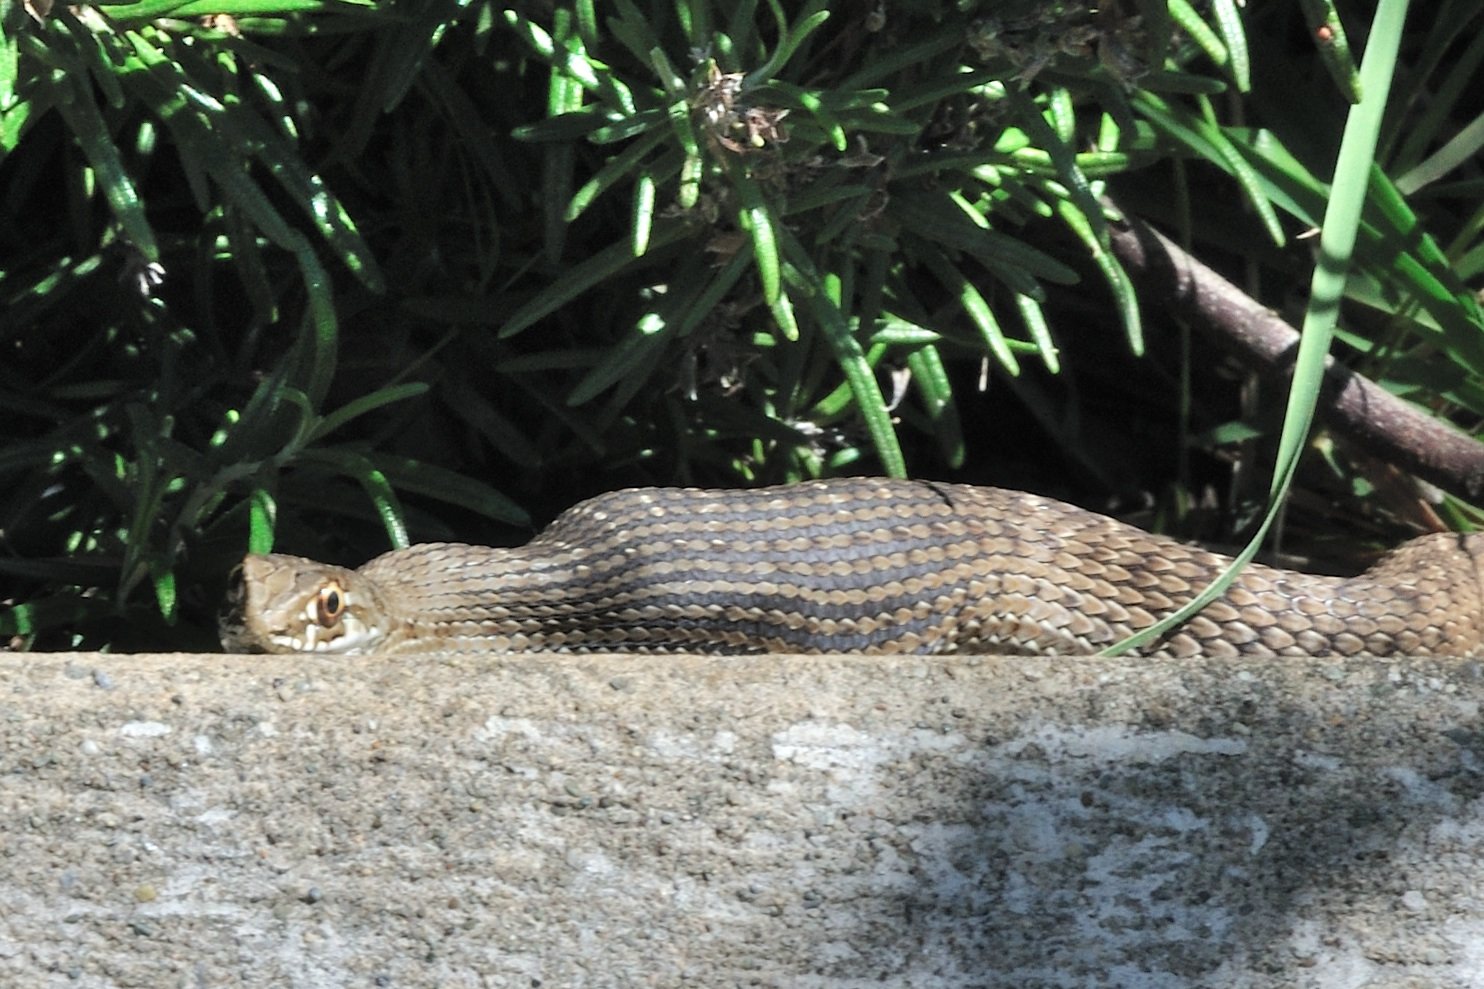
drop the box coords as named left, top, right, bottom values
left=358, top=541, right=590, bottom=651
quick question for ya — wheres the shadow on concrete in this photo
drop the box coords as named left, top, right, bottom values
left=1, top=654, right=1481, bottom=987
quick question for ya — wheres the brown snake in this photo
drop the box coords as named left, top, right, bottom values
left=219, top=478, right=1484, bottom=657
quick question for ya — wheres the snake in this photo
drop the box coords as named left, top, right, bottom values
left=218, top=477, right=1484, bottom=657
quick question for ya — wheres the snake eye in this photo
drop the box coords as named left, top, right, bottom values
left=313, top=582, right=347, bottom=627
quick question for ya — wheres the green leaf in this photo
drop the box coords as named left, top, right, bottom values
left=499, top=225, right=686, bottom=338
left=152, top=568, right=177, bottom=623
left=733, top=167, right=782, bottom=306
left=1133, top=91, right=1285, bottom=246
left=892, top=190, right=1080, bottom=285
left=101, top=0, right=372, bottom=18
left=566, top=129, right=669, bottom=222
left=52, top=62, right=158, bottom=259
left=309, top=383, right=429, bottom=443
left=1298, top=0, right=1362, bottom=102
left=1014, top=294, right=1059, bottom=375
left=673, top=247, right=752, bottom=337
left=778, top=231, right=904, bottom=476
left=1210, top=0, right=1250, bottom=92
left=371, top=455, right=530, bottom=526
left=567, top=313, right=672, bottom=406
left=514, top=107, right=619, bottom=143
left=248, top=488, right=277, bottom=555
left=1058, top=198, right=1142, bottom=355
left=438, top=374, right=543, bottom=468
left=918, top=247, right=1020, bottom=375
left=298, top=448, right=409, bottom=548
left=632, top=170, right=655, bottom=255
left=1168, top=0, right=1228, bottom=72
left=290, top=247, right=339, bottom=408
left=742, top=5, right=829, bottom=88
left=905, top=344, right=964, bottom=468
left=0, top=595, right=113, bottom=642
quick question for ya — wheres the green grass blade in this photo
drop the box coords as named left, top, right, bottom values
left=1104, top=0, right=1410, bottom=655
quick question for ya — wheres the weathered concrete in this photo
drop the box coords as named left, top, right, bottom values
left=1, top=653, right=1483, bottom=988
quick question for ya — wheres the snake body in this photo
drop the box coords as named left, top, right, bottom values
left=220, top=478, right=1484, bottom=657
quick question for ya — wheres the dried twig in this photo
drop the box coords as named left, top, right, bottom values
left=1106, top=211, right=1484, bottom=502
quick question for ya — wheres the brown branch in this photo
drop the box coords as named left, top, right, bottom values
left=1106, top=212, right=1484, bottom=502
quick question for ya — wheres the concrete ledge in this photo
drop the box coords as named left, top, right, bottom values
left=2, top=653, right=1483, bottom=987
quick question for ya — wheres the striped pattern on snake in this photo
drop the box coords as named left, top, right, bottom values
left=219, top=478, right=1484, bottom=657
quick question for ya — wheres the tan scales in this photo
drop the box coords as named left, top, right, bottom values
left=219, top=478, right=1484, bottom=657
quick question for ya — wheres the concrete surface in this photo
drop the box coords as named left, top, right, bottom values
left=1, top=653, right=1483, bottom=988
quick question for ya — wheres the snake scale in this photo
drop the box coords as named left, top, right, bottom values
left=219, top=477, right=1484, bottom=657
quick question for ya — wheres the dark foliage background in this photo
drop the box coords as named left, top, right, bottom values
left=2, top=0, right=1482, bottom=650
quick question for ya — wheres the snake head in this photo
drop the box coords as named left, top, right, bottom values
left=220, top=554, right=389, bottom=655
